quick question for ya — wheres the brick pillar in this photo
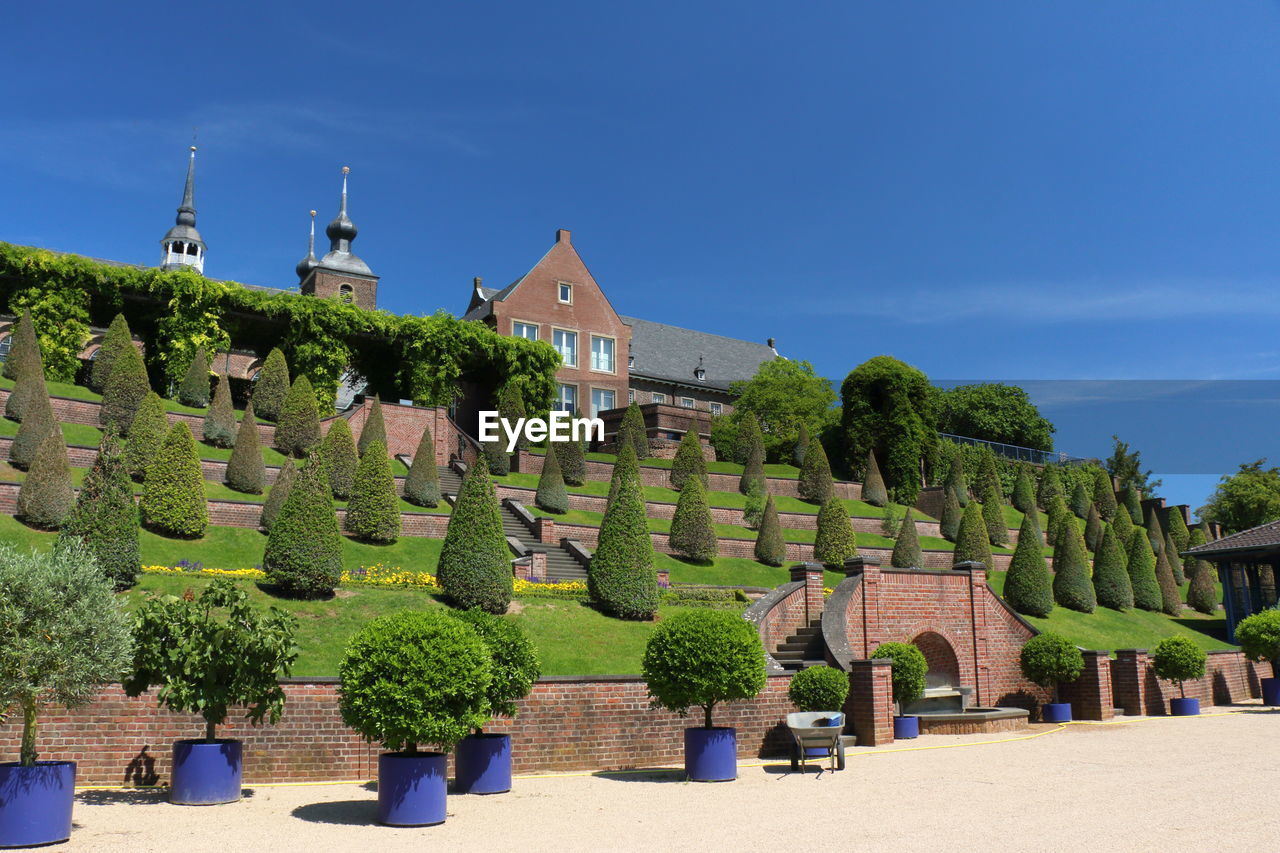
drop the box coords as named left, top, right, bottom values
left=955, top=561, right=991, bottom=706
left=656, top=569, right=670, bottom=588
left=847, top=659, right=895, bottom=746
left=790, top=562, right=826, bottom=624
left=844, top=556, right=881, bottom=658
left=529, top=551, right=547, bottom=582
left=1060, top=650, right=1114, bottom=721
left=1112, top=649, right=1149, bottom=716
left=536, top=517, right=557, bottom=544
left=512, top=557, right=532, bottom=581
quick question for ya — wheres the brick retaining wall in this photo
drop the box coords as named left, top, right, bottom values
left=1110, top=649, right=1273, bottom=715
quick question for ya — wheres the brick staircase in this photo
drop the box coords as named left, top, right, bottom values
left=437, top=464, right=463, bottom=499
left=498, top=502, right=590, bottom=583
left=771, top=619, right=826, bottom=671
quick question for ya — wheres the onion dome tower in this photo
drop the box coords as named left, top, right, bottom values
left=300, top=166, right=379, bottom=308
left=296, top=210, right=320, bottom=281
left=160, top=146, right=206, bottom=273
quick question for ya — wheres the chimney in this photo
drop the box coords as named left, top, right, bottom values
left=556, top=229, right=571, bottom=245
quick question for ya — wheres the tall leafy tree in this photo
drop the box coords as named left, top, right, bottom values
left=754, top=494, right=786, bottom=566
left=1004, top=512, right=1053, bottom=617
left=319, top=417, right=359, bottom=500
left=438, top=460, right=513, bottom=614
left=345, top=439, right=401, bottom=543
left=1052, top=522, right=1096, bottom=613
left=861, top=449, right=888, bottom=508
left=1106, top=434, right=1161, bottom=497
left=178, top=348, right=212, bottom=408
left=100, top=342, right=151, bottom=435
left=954, top=500, right=993, bottom=570
left=798, top=438, right=834, bottom=504
left=141, top=422, right=208, bottom=538
left=252, top=347, right=290, bottom=422
left=890, top=508, right=923, bottom=568
left=275, top=375, right=321, bottom=456
left=589, top=446, right=659, bottom=619
left=1198, top=460, right=1280, bottom=533
left=1092, top=524, right=1133, bottom=611
left=57, top=430, right=140, bottom=588
left=1092, top=467, right=1118, bottom=521
left=935, top=382, right=1054, bottom=451
left=813, top=496, right=857, bottom=566
left=89, top=313, right=133, bottom=393
left=16, top=427, right=74, bottom=529
left=1126, top=528, right=1162, bottom=612
left=403, top=426, right=441, bottom=507
left=670, top=428, right=708, bottom=491
left=670, top=475, right=717, bottom=562
left=840, top=355, right=934, bottom=505
left=123, top=392, right=167, bottom=481
left=202, top=373, right=236, bottom=448
left=357, top=394, right=388, bottom=457
left=225, top=402, right=266, bottom=495
left=725, top=359, right=836, bottom=462
left=263, top=457, right=342, bottom=597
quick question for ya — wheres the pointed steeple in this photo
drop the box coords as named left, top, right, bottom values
left=318, top=166, right=371, bottom=275
left=296, top=210, right=320, bottom=281
left=160, top=146, right=206, bottom=273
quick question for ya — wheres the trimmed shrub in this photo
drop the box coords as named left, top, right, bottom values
left=339, top=611, right=492, bottom=752
left=954, top=500, right=993, bottom=569
left=57, top=430, right=139, bottom=588
left=787, top=665, right=849, bottom=712
left=792, top=422, right=810, bottom=469
left=618, top=401, right=649, bottom=460
left=263, top=457, right=342, bottom=596
left=344, top=440, right=401, bottom=544
left=1166, top=509, right=1191, bottom=560
left=738, top=413, right=766, bottom=496
left=178, top=348, right=211, bottom=408
left=608, top=442, right=640, bottom=504
left=670, top=428, right=707, bottom=491
left=1046, top=493, right=1072, bottom=550
left=944, top=453, right=968, bottom=507
left=642, top=609, right=766, bottom=728
left=1084, top=503, right=1103, bottom=552
left=940, top=484, right=962, bottom=543
left=1111, top=501, right=1135, bottom=558
left=275, top=376, right=321, bottom=456
left=798, top=438, right=834, bottom=504
left=89, top=313, right=132, bottom=393
left=1153, top=539, right=1182, bottom=616
left=979, top=477, right=1008, bottom=547
left=123, top=392, right=167, bottom=481
left=1004, top=512, right=1054, bottom=617
left=253, top=347, right=290, bottom=422
left=100, top=343, right=151, bottom=435
left=754, top=494, right=786, bottom=566
left=554, top=429, right=586, bottom=486
left=1144, top=505, right=1165, bottom=556
left=1126, top=527, right=1162, bottom=611
left=590, top=447, right=659, bottom=620
left=1234, top=609, right=1280, bottom=666
left=438, top=461, right=512, bottom=614
left=1151, top=636, right=1206, bottom=698
left=481, top=435, right=510, bottom=477
left=1052, top=522, right=1095, bottom=613
left=1068, top=480, right=1091, bottom=519
left=140, top=422, right=208, bottom=538
left=814, top=495, right=857, bottom=566
left=318, top=416, right=358, bottom=500
left=670, top=475, right=717, bottom=562
left=742, top=478, right=766, bottom=528
left=9, top=379, right=53, bottom=469
left=1092, top=523, right=1134, bottom=611
left=403, top=427, right=441, bottom=507
left=976, top=448, right=1003, bottom=504
left=869, top=642, right=927, bottom=712
left=1185, top=528, right=1218, bottom=615
left=1163, top=529, right=1185, bottom=586
left=860, top=449, right=888, bottom=507
left=2, top=308, right=37, bottom=383
left=890, top=508, right=923, bottom=568
left=357, top=395, right=387, bottom=457
left=1093, top=468, right=1117, bottom=520
left=1036, top=465, right=1062, bottom=512
left=496, top=384, right=528, bottom=454
left=259, top=457, right=297, bottom=532
left=534, top=440, right=569, bottom=514
left=1019, top=633, right=1084, bottom=703
left=17, top=427, right=74, bottom=528
left=1120, top=486, right=1143, bottom=524
left=202, top=373, right=236, bottom=448
left=449, top=608, right=541, bottom=722
left=1012, top=463, right=1036, bottom=515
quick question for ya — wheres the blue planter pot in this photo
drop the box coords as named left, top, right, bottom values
left=1042, top=702, right=1073, bottom=723
left=378, top=752, right=447, bottom=827
left=171, top=739, right=242, bottom=805
left=0, top=761, right=76, bottom=848
left=893, top=716, right=919, bottom=740
left=684, top=727, right=737, bottom=782
left=1261, top=677, right=1280, bottom=707
left=454, top=734, right=512, bottom=795
left=1170, top=697, right=1200, bottom=717
left=802, top=714, right=843, bottom=757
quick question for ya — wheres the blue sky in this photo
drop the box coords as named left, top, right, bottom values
left=4, top=1, right=1278, bottom=514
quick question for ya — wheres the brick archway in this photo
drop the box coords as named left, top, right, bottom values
left=912, top=631, right=961, bottom=690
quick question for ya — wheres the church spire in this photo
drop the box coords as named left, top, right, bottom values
left=318, top=165, right=371, bottom=275
left=160, top=146, right=206, bottom=273
left=296, top=210, right=319, bottom=281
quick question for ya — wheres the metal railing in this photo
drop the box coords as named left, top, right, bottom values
left=938, top=433, right=1091, bottom=467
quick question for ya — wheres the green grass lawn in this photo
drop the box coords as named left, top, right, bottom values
left=530, top=446, right=801, bottom=479
left=654, top=552, right=844, bottom=588
left=0, top=374, right=272, bottom=421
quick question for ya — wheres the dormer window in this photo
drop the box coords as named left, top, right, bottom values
left=628, top=354, right=635, bottom=368
left=694, top=367, right=706, bottom=381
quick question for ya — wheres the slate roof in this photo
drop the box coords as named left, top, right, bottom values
left=1183, top=519, right=1280, bottom=558
left=620, top=315, right=778, bottom=391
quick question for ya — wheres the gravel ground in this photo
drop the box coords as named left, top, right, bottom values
left=64, top=707, right=1280, bottom=852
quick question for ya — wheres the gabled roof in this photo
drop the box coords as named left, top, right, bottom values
left=1183, top=519, right=1280, bottom=559
left=621, top=315, right=778, bottom=392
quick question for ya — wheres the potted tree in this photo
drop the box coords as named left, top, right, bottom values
left=450, top=609, right=542, bottom=795
left=339, top=611, right=492, bottom=826
left=124, top=579, right=298, bottom=805
left=0, top=543, right=133, bottom=848
left=1234, top=609, right=1280, bottom=706
left=1019, top=633, right=1084, bottom=723
left=787, top=665, right=849, bottom=757
left=869, top=643, right=927, bottom=739
left=1152, top=636, right=1207, bottom=716
left=642, top=610, right=767, bottom=782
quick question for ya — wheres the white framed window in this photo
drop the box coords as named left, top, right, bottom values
left=558, top=282, right=573, bottom=303
left=556, top=383, right=578, bottom=413
left=553, top=329, right=578, bottom=367
left=591, top=388, right=616, bottom=417
left=512, top=321, right=539, bottom=341
left=652, top=392, right=666, bottom=404
left=710, top=402, right=722, bottom=416
left=681, top=397, right=695, bottom=409
left=628, top=389, right=635, bottom=403
left=590, top=336, right=615, bottom=372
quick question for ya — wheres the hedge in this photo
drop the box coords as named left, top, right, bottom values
left=202, top=373, right=236, bottom=448
left=403, top=426, right=441, bottom=507
left=123, top=392, right=167, bottom=481
left=16, top=427, right=74, bottom=528
left=670, top=475, right=717, bottom=562
left=275, top=375, right=322, bottom=456
left=140, top=421, right=208, bottom=538
left=225, top=401, right=266, bottom=494
left=319, top=416, right=358, bottom=500
left=178, top=348, right=211, bottom=408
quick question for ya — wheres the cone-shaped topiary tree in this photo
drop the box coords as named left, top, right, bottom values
left=481, top=433, right=510, bottom=476
left=590, top=451, right=660, bottom=619
left=890, top=508, right=923, bottom=568
left=496, top=384, right=528, bottom=454
left=1052, top=522, right=1096, bottom=613
left=617, top=401, right=649, bottom=460
left=1166, top=508, right=1191, bottom=556
left=738, top=413, right=766, bottom=496
left=344, top=439, right=401, bottom=543
left=1185, top=528, right=1218, bottom=615
left=1163, top=529, right=1185, bottom=585
left=16, top=426, right=74, bottom=529
left=670, top=428, right=708, bottom=491
left=861, top=449, right=888, bottom=508
left=534, top=440, right=569, bottom=514
left=100, top=342, right=150, bottom=435
left=755, top=494, right=786, bottom=566
left=252, top=347, right=290, bottom=422
left=554, top=417, right=587, bottom=486
left=202, top=373, right=236, bottom=448
left=141, top=421, right=208, bottom=538
left=178, top=348, right=211, bottom=408
left=57, top=430, right=139, bottom=588
left=438, top=460, right=513, bottom=614
left=976, top=449, right=1003, bottom=505
left=275, top=376, right=321, bottom=457
left=1092, top=523, right=1133, bottom=611
left=1111, top=501, right=1134, bottom=562
left=979, top=476, right=1008, bottom=547
left=1093, top=468, right=1117, bottom=521
left=263, top=457, right=342, bottom=597
left=814, top=495, right=857, bottom=566
left=608, top=442, right=640, bottom=504
left=2, top=308, right=37, bottom=383
left=792, top=422, right=810, bottom=468
left=1046, top=493, right=1072, bottom=553
left=1069, top=480, right=1091, bottom=519
left=1144, top=504, right=1165, bottom=555
left=670, top=475, right=717, bottom=562
left=1036, top=465, right=1062, bottom=513
left=1084, top=503, right=1103, bottom=552
left=940, top=484, right=963, bottom=542
left=1120, top=486, right=1143, bottom=525
left=798, top=437, right=834, bottom=504
left=259, top=457, right=297, bottom=532
left=1005, top=512, right=1053, bottom=616
left=90, top=313, right=133, bottom=393
left=954, top=500, right=994, bottom=569
left=1154, top=538, right=1182, bottom=616
left=9, top=378, right=53, bottom=470
left=225, top=401, right=266, bottom=494
left=123, top=392, right=166, bottom=482
left=1126, top=527, right=1162, bottom=611
left=945, top=453, right=969, bottom=507
left=403, top=426, right=441, bottom=507
left=357, top=395, right=387, bottom=457
left=319, top=416, right=358, bottom=500
left=1012, top=463, right=1036, bottom=516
